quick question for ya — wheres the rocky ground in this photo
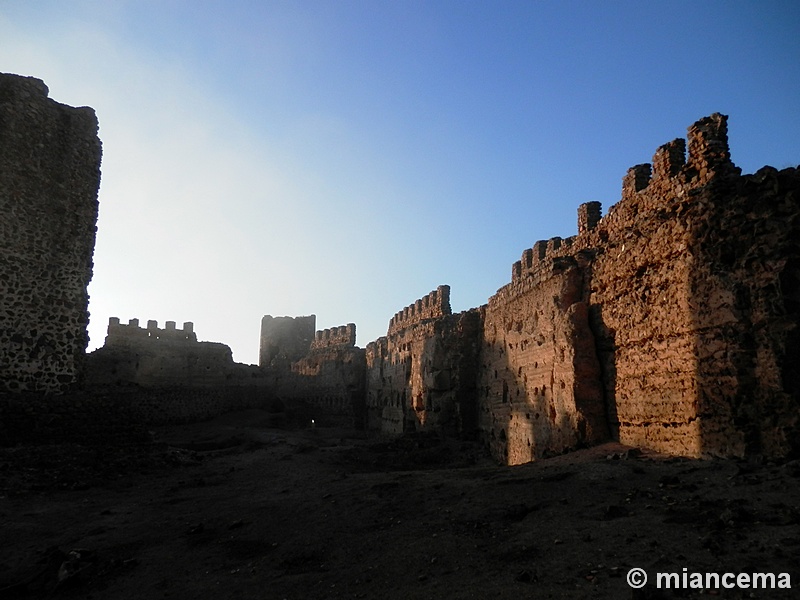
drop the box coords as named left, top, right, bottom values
left=1, top=409, right=799, bottom=599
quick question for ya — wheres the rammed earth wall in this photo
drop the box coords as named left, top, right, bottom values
left=0, top=74, right=102, bottom=393
left=476, top=114, right=800, bottom=462
left=365, top=286, right=483, bottom=436
left=364, top=114, right=799, bottom=464
left=4, top=76, right=797, bottom=467
left=480, top=259, right=607, bottom=465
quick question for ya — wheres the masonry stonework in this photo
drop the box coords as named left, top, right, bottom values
left=259, top=315, right=316, bottom=367
left=0, top=73, right=102, bottom=393
left=86, top=318, right=237, bottom=387
left=3, top=76, right=797, bottom=469
left=361, top=114, right=799, bottom=464
left=480, top=258, right=607, bottom=465
left=289, top=337, right=366, bottom=426
left=365, top=286, right=483, bottom=436
left=476, top=113, right=800, bottom=462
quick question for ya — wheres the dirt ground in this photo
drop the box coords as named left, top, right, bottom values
left=1, top=409, right=799, bottom=600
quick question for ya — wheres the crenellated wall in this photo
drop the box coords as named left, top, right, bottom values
left=310, top=323, right=356, bottom=351
left=288, top=343, right=366, bottom=427
left=86, top=317, right=236, bottom=387
left=388, top=285, right=451, bottom=336
left=365, top=286, right=482, bottom=437
left=5, top=80, right=798, bottom=468
left=477, top=113, right=800, bottom=462
left=106, top=317, right=198, bottom=345
left=481, top=257, right=607, bottom=465
left=0, top=73, right=102, bottom=393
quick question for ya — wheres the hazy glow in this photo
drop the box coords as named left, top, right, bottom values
left=1, top=1, right=798, bottom=364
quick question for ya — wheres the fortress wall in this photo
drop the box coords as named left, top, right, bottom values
left=583, top=113, right=800, bottom=458
left=482, top=113, right=800, bottom=461
left=310, top=323, right=356, bottom=351
left=387, top=285, right=451, bottom=336
left=86, top=318, right=235, bottom=387
left=5, top=74, right=795, bottom=466
left=0, top=74, right=102, bottom=393
left=287, top=345, right=367, bottom=426
left=586, top=163, right=705, bottom=457
left=106, top=317, right=197, bottom=344
left=365, top=337, right=389, bottom=431
left=366, top=287, right=482, bottom=437
left=481, top=262, right=607, bottom=465
left=259, top=315, right=316, bottom=367
left=687, top=165, right=800, bottom=457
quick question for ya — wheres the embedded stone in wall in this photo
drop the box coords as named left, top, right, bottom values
left=0, top=73, right=102, bottom=393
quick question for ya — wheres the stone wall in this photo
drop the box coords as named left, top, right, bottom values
left=388, top=285, right=451, bottom=336
left=480, top=257, right=607, bottom=465
left=86, top=318, right=238, bottom=387
left=688, top=165, right=800, bottom=457
left=259, top=315, right=316, bottom=366
left=287, top=345, right=367, bottom=427
left=4, top=74, right=797, bottom=468
left=479, top=113, right=800, bottom=462
left=585, top=115, right=799, bottom=459
left=0, top=73, right=102, bottom=393
left=310, top=323, right=356, bottom=351
left=365, top=287, right=483, bottom=437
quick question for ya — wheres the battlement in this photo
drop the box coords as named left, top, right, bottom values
left=387, top=285, right=451, bottom=336
left=106, top=317, right=198, bottom=345
left=621, top=113, right=739, bottom=199
left=512, top=234, right=579, bottom=282
left=577, top=201, right=602, bottom=235
left=310, top=323, right=357, bottom=350
left=510, top=114, right=744, bottom=287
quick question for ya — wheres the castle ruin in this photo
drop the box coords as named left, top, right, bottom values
left=0, top=74, right=102, bottom=393
left=1, top=71, right=798, bottom=465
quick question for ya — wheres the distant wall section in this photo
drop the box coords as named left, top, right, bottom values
left=259, top=315, right=315, bottom=367
left=86, top=318, right=237, bottom=387
left=289, top=323, right=365, bottom=426
left=365, top=286, right=483, bottom=437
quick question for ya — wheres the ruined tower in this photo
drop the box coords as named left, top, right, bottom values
left=0, top=74, right=102, bottom=393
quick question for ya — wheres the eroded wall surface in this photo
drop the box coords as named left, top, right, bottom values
left=481, top=113, right=800, bottom=461
left=259, top=315, right=315, bottom=367
left=586, top=115, right=799, bottom=458
left=0, top=74, right=102, bottom=393
left=365, top=286, right=483, bottom=437
left=480, top=259, right=607, bottom=465
left=287, top=323, right=366, bottom=426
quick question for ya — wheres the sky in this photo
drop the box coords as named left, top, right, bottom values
left=1, top=1, right=798, bottom=365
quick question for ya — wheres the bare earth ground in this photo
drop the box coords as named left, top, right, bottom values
left=1, top=409, right=799, bottom=600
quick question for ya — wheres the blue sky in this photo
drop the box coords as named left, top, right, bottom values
left=1, top=0, right=798, bottom=364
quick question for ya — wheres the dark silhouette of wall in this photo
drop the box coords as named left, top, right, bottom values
left=0, top=73, right=102, bottom=393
